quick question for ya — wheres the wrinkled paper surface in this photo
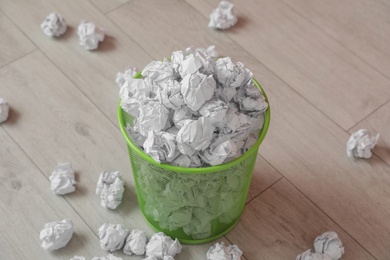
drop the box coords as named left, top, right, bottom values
left=123, top=229, right=147, bottom=256
left=96, top=171, right=125, bottom=209
left=98, top=223, right=129, bottom=252
left=347, top=129, right=379, bottom=159
left=77, top=20, right=105, bottom=50
left=49, top=162, right=76, bottom=195
left=41, top=12, right=67, bottom=37
left=207, top=242, right=242, bottom=260
left=296, top=250, right=332, bottom=260
left=314, top=231, right=344, bottom=260
left=209, top=1, right=237, bottom=30
left=92, top=254, right=123, bottom=260
left=145, top=232, right=182, bottom=259
left=40, top=219, right=73, bottom=250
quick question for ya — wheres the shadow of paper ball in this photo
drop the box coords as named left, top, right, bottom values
left=97, top=35, right=116, bottom=52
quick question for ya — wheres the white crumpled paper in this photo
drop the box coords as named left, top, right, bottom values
left=144, top=130, right=178, bottom=163
left=296, top=249, right=332, bottom=260
left=123, top=229, right=147, bottom=256
left=314, top=231, right=344, bottom=260
left=41, top=12, right=67, bottom=37
left=40, top=219, right=74, bottom=250
left=92, top=254, right=123, bottom=260
left=199, top=99, right=228, bottom=127
left=207, top=242, right=243, bottom=260
left=145, top=232, right=182, bottom=259
left=209, top=1, right=237, bottom=30
left=77, top=20, right=105, bottom=50
left=70, top=256, right=86, bottom=260
left=96, top=171, right=125, bottom=209
left=181, top=72, right=216, bottom=111
left=176, top=117, right=215, bottom=155
left=116, top=67, right=139, bottom=88
left=98, top=223, right=129, bottom=252
left=134, top=99, right=170, bottom=136
left=49, top=162, right=76, bottom=195
left=0, top=97, right=9, bottom=124
left=346, top=129, right=379, bottom=159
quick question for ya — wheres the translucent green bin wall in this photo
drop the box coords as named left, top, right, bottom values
left=118, top=77, right=270, bottom=244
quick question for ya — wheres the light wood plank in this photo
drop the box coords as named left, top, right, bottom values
left=0, top=10, right=35, bottom=68
left=254, top=59, right=390, bottom=259
left=227, top=179, right=374, bottom=259
left=89, top=0, right=130, bottom=13
left=281, top=0, right=390, bottom=77
left=184, top=0, right=390, bottom=130
left=247, top=155, right=282, bottom=203
left=0, top=127, right=103, bottom=259
left=0, top=50, right=234, bottom=259
left=0, top=0, right=152, bottom=126
left=350, top=101, right=390, bottom=165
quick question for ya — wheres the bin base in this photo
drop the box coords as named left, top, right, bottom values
left=139, top=208, right=244, bottom=245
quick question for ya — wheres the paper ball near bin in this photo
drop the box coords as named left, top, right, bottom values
left=118, top=76, right=270, bottom=244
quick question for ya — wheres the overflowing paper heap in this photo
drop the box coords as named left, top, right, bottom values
left=49, top=162, right=76, bottom=195
left=41, top=12, right=67, bottom=37
left=39, top=219, right=74, bottom=250
left=119, top=47, right=268, bottom=168
left=297, top=231, right=344, bottom=260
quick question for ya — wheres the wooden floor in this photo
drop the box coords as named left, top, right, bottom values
left=1, top=0, right=389, bottom=259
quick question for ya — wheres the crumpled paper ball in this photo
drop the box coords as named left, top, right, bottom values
left=144, top=130, right=178, bottom=163
left=39, top=219, right=74, bottom=250
left=145, top=232, right=182, bottom=259
left=70, top=256, right=86, bottom=260
left=207, top=242, right=243, bottom=260
left=91, top=254, right=123, bottom=260
left=0, top=97, right=9, bottom=124
left=181, top=72, right=216, bottom=111
left=346, top=129, right=379, bottom=159
left=208, top=1, right=237, bottom=30
left=116, top=67, right=139, bottom=88
left=41, top=12, right=67, bottom=37
left=77, top=20, right=105, bottom=50
left=123, top=229, right=147, bottom=256
left=96, top=171, right=125, bottom=209
left=314, top=231, right=344, bottom=260
left=98, top=223, right=129, bottom=252
left=49, top=162, right=76, bottom=195
left=296, top=249, right=332, bottom=260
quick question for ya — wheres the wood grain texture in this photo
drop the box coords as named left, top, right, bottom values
left=350, top=101, right=390, bottom=165
left=89, top=0, right=130, bottom=13
left=227, top=179, right=374, bottom=260
left=0, top=127, right=103, bottom=259
left=252, top=58, right=390, bottom=259
left=0, top=50, right=233, bottom=259
left=0, top=10, right=35, bottom=68
left=0, top=0, right=152, bottom=126
left=1, top=0, right=390, bottom=259
left=281, top=0, right=390, bottom=77
left=185, top=0, right=390, bottom=130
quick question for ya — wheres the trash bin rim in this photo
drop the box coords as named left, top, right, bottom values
left=118, top=75, right=270, bottom=174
